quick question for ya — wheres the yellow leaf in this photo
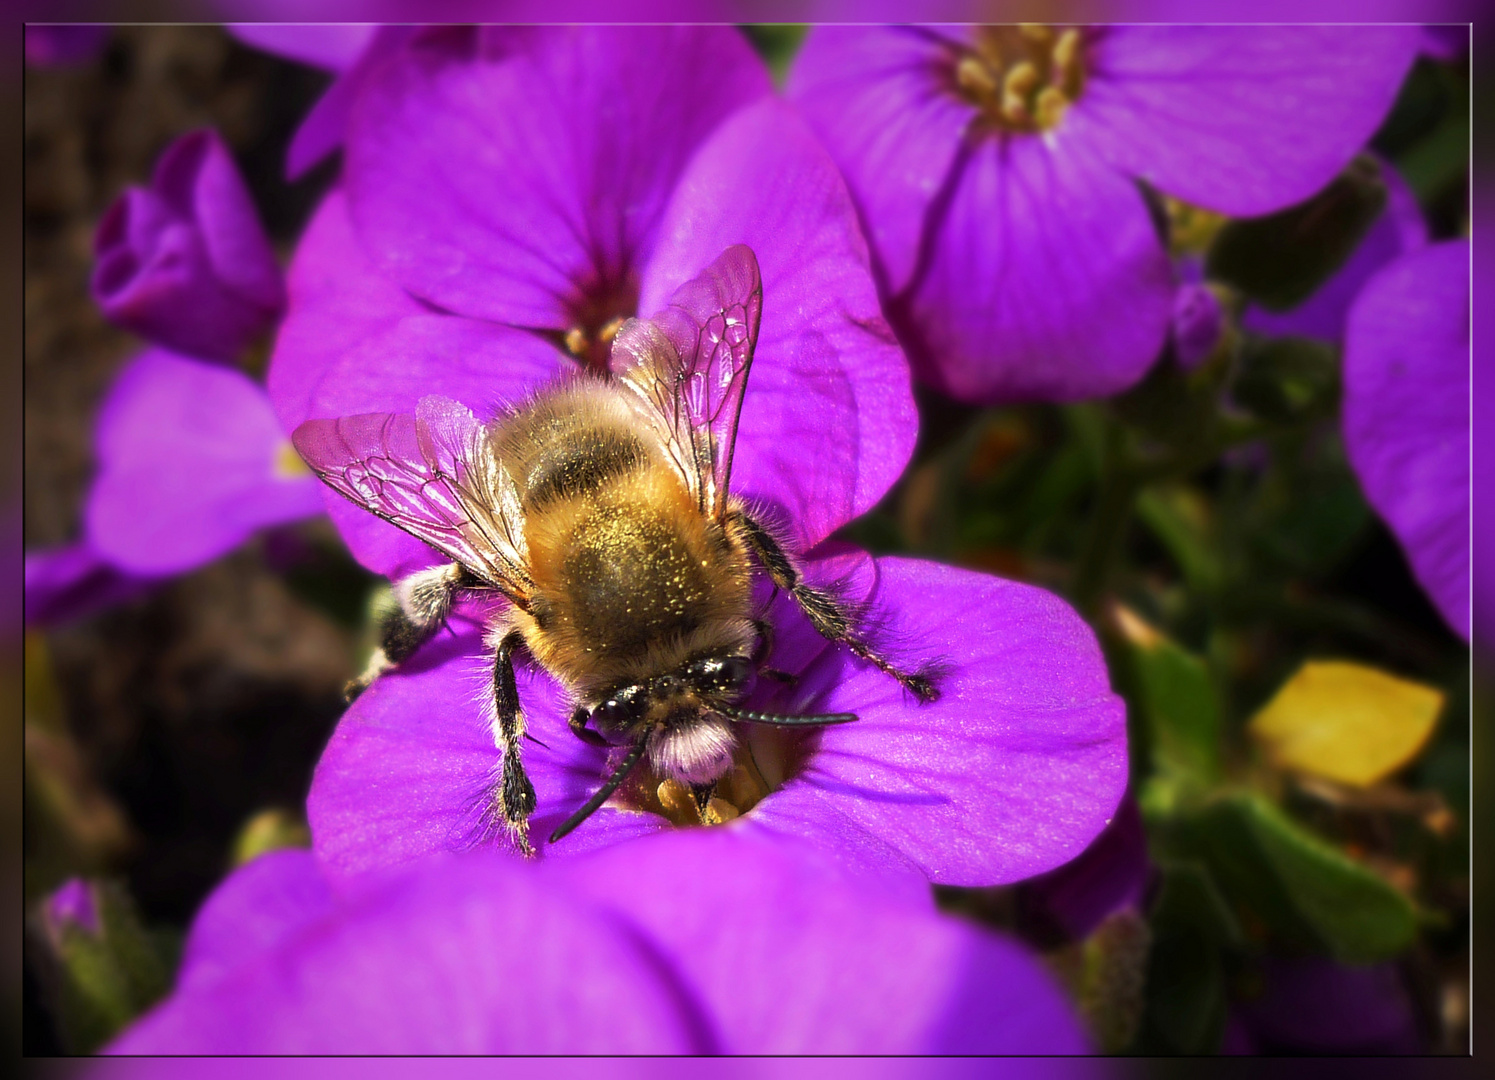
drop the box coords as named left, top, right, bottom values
left=1249, top=661, right=1443, bottom=788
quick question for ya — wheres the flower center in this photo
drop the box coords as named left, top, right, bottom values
left=273, top=440, right=311, bottom=479
left=615, top=723, right=818, bottom=828
left=953, top=24, right=1086, bottom=133
left=563, top=273, right=640, bottom=374
left=1163, top=196, right=1229, bottom=257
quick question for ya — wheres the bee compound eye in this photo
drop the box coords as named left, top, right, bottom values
left=720, top=656, right=756, bottom=698
left=591, top=696, right=636, bottom=733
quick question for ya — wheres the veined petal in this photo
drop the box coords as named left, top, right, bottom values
left=1343, top=240, right=1470, bottom=640
left=346, top=26, right=770, bottom=327
left=641, top=98, right=918, bottom=547
left=788, top=26, right=976, bottom=295
left=758, top=556, right=1128, bottom=886
left=1069, top=26, right=1419, bottom=216
left=901, top=132, right=1172, bottom=404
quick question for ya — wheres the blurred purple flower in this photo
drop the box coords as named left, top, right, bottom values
left=269, top=25, right=1125, bottom=886
left=25, top=25, right=110, bottom=66
left=1342, top=239, right=1470, bottom=640
left=1231, top=954, right=1423, bottom=1054
left=23, top=540, right=160, bottom=629
left=111, top=833, right=1089, bottom=1053
left=1170, top=260, right=1225, bottom=372
left=43, top=879, right=101, bottom=941
left=85, top=349, right=324, bottom=575
left=92, top=129, right=285, bottom=361
left=1017, top=794, right=1151, bottom=942
left=1243, top=158, right=1428, bottom=343
left=789, top=26, right=1419, bottom=404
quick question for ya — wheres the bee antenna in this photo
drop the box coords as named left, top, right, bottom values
left=718, top=705, right=857, bottom=726
left=548, top=739, right=647, bottom=845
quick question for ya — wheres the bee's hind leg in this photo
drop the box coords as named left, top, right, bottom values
left=347, top=562, right=469, bottom=700
left=485, top=628, right=537, bottom=856
left=729, top=510, right=940, bottom=703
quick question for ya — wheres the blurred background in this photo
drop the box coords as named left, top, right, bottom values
left=20, top=21, right=1473, bottom=1058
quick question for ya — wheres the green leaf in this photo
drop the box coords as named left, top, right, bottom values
left=1231, top=335, right=1340, bottom=424
left=1207, top=154, right=1388, bottom=311
left=1178, top=793, right=1419, bottom=963
left=1114, top=608, right=1222, bottom=785
left=1133, top=862, right=1237, bottom=1053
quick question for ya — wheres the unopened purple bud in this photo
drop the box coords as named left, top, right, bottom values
left=1172, top=282, right=1225, bottom=371
left=92, top=129, right=285, bottom=361
left=44, top=879, right=101, bottom=941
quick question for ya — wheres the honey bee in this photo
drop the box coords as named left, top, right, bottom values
left=292, top=245, right=937, bottom=853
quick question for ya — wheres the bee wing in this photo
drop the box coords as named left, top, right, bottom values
left=292, top=396, right=534, bottom=601
left=612, top=244, right=762, bottom=520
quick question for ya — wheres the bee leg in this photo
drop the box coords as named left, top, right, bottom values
left=752, top=618, right=795, bottom=685
left=567, top=706, right=612, bottom=749
left=346, top=562, right=467, bottom=701
left=729, top=510, right=940, bottom=703
left=488, top=629, right=538, bottom=856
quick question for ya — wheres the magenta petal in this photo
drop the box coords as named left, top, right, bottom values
left=346, top=26, right=771, bottom=326
left=85, top=350, right=323, bottom=575
left=175, top=849, right=334, bottom=993
left=1343, top=240, right=1470, bottom=640
left=554, top=830, right=1089, bottom=1053
left=25, top=24, right=110, bottom=66
left=308, top=624, right=667, bottom=886
left=788, top=26, right=976, bottom=294
left=110, top=851, right=704, bottom=1053
left=24, top=540, right=158, bottom=627
left=641, top=98, right=918, bottom=546
left=904, top=133, right=1172, bottom=404
left=759, top=557, right=1127, bottom=886
left=1070, top=26, right=1419, bottom=216
left=226, top=24, right=375, bottom=72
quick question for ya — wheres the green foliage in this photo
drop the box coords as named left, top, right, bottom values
left=1207, top=155, right=1388, bottom=310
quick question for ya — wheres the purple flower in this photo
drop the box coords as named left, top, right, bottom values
left=42, top=879, right=101, bottom=941
left=25, top=24, right=110, bottom=66
left=23, top=540, right=159, bottom=628
left=267, top=26, right=1125, bottom=885
left=1017, top=794, right=1151, bottom=942
left=1243, top=158, right=1428, bottom=343
left=1170, top=259, right=1226, bottom=372
left=1230, top=955, right=1423, bottom=1054
left=110, top=832, right=1089, bottom=1053
left=1342, top=240, right=1470, bottom=640
left=788, top=26, right=1420, bottom=404
left=85, top=349, right=324, bottom=575
left=92, top=129, right=285, bottom=361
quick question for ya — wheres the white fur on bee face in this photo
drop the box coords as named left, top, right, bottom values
left=646, top=713, right=737, bottom=786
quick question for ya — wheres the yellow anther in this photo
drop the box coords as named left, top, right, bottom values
left=1019, top=23, right=1053, bottom=43
left=1003, top=60, right=1039, bottom=100
left=1035, top=86, right=1070, bottom=131
left=1052, top=28, right=1081, bottom=84
left=564, top=326, right=588, bottom=358
left=955, top=55, right=998, bottom=99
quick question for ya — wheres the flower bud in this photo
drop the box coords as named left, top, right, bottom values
left=92, top=129, right=285, bottom=360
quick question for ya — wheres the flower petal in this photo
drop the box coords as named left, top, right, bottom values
left=267, top=190, right=425, bottom=432
left=226, top=24, right=375, bottom=72
left=788, top=26, right=976, bottom=295
left=1069, top=26, right=1419, bottom=216
left=641, top=98, right=918, bottom=545
left=900, top=132, right=1172, bottom=404
left=1343, top=240, right=1470, bottom=639
left=552, top=829, right=1090, bottom=1053
left=307, top=623, right=667, bottom=885
left=110, top=851, right=705, bottom=1053
left=346, top=26, right=770, bottom=327
left=86, top=350, right=323, bottom=575
left=174, top=849, right=334, bottom=993
left=756, top=556, right=1128, bottom=886
left=23, top=540, right=159, bottom=628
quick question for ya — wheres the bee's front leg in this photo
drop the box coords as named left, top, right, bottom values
left=488, top=628, right=537, bottom=855
left=347, top=562, right=469, bottom=700
left=728, top=510, right=940, bottom=703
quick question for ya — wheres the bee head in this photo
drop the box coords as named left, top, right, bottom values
left=583, top=653, right=757, bottom=744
